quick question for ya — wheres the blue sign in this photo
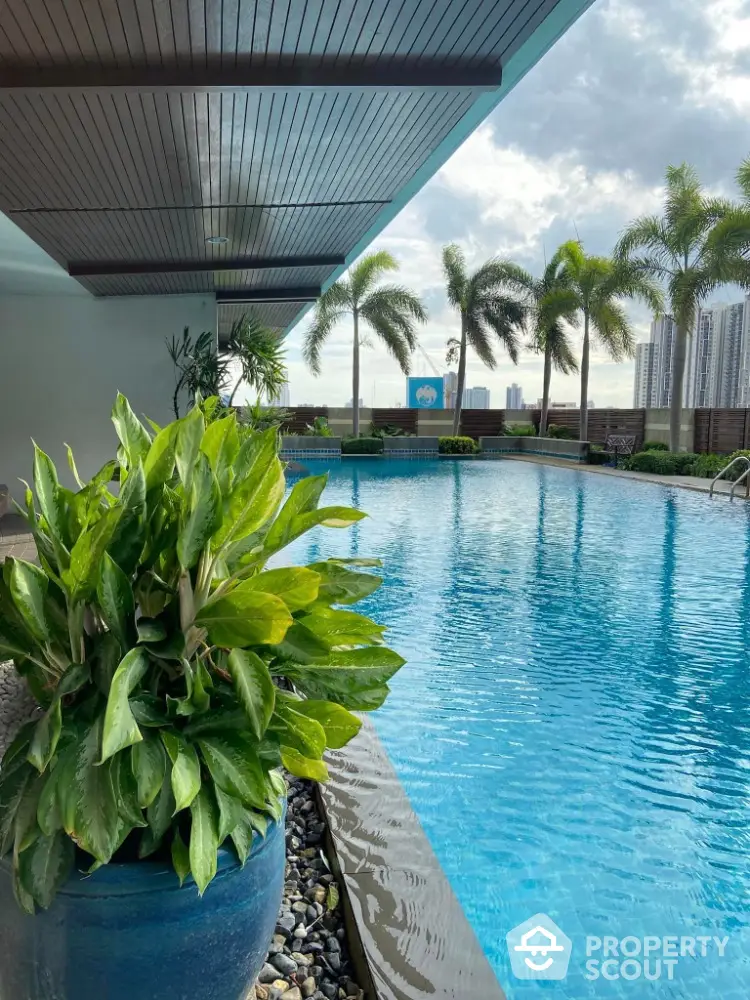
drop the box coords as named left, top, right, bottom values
left=407, top=376, right=444, bottom=409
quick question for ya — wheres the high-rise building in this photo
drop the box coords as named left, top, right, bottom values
left=268, top=383, right=290, bottom=407
left=715, top=301, right=745, bottom=407
left=506, top=383, right=523, bottom=409
left=738, top=298, right=750, bottom=407
left=443, top=371, right=458, bottom=408
left=633, top=342, right=658, bottom=408
left=462, top=386, right=490, bottom=409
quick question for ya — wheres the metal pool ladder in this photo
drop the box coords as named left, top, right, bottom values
left=710, top=455, right=750, bottom=499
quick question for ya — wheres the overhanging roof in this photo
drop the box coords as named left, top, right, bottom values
left=0, top=0, right=594, bottom=336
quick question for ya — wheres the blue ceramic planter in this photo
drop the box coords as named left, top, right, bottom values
left=0, top=808, right=285, bottom=1000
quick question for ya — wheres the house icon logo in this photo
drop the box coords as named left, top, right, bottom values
left=506, top=913, right=572, bottom=980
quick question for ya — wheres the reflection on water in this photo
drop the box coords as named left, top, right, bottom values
left=284, top=458, right=750, bottom=999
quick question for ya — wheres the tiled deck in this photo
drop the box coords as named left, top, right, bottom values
left=0, top=514, right=35, bottom=562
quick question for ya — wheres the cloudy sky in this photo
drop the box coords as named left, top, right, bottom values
left=277, top=0, right=750, bottom=410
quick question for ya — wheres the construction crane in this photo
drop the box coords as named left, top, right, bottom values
left=416, top=342, right=442, bottom=378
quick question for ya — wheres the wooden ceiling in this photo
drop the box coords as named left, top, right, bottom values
left=0, top=0, right=571, bottom=332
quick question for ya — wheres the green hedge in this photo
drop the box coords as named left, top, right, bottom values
left=624, top=450, right=700, bottom=475
left=547, top=423, right=577, bottom=440
left=439, top=435, right=478, bottom=455
left=642, top=440, right=668, bottom=451
left=691, top=449, right=750, bottom=480
left=342, top=436, right=383, bottom=455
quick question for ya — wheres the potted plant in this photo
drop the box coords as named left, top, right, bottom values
left=0, top=394, right=403, bottom=1000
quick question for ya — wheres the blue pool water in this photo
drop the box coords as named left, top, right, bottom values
left=285, top=458, right=750, bottom=998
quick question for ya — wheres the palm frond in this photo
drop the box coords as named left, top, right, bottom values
left=349, top=250, right=398, bottom=303
left=442, top=243, right=467, bottom=307
left=366, top=317, right=412, bottom=374
left=359, top=284, right=426, bottom=353
left=302, top=279, right=352, bottom=375
left=738, top=155, right=750, bottom=202
left=591, top=300, right=634, bottom=362
left=546, top=322, right=579, bottom=375
left=465, top=317, right=497, bottom=369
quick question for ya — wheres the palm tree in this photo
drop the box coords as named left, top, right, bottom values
left=442, top=244, right=527, bottom=435
left=303, top=250, right=427, bottom=436
left=616, top=164, right=730, bottom=451
left=225, top=313, right=287, bottom=407
left=494, top=253, right=579, bottom=436
left=557, top=240, right=663, bottom=442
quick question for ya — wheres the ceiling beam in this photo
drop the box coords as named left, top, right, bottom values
left=0, top=57, right=502, bottom=94
left=68, top=255, right=344, bottom=277
left=216, top=288, right=320, bottom=303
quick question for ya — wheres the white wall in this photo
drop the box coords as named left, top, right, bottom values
left=0, top=293, right=215, bottom=498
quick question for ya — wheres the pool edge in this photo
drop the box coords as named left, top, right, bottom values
left=318, top=717, right=506, bottom=1000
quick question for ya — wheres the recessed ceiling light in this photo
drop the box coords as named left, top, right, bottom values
left=205, top=235, right=228, bottom=245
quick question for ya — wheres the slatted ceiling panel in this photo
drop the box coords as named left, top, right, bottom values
left=217, top=300, right=305, bottom=338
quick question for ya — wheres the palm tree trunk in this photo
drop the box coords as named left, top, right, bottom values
left=580, top=311, right=590, bottom=442
left=452, top=316, right=468, bottom=435
left=670, top=323, right=688, bottom=452
left=540, top=344, right=552, bottom=436
left=227, top=372, right=243, bottom=408
left=352, top=309, right=360, bottom=437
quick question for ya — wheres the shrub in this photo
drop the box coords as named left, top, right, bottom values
left=504, top=423, right=536, bottom=437
left=369, top=422, right=407, bottom=438
left=0, top=394, right=402, bottom=911
left=546, top=423, right=577, bottom=440
left=439, top=436, right=478, bottom=455
left=304, top=416, right=333, bottom=437
left=588, top=445, right=609, bottom=466
left=624, top=450, right=699, bottom=475
left=689, top=453, right=726, bottom=479
left=642, top=440, right=668, bottom=451
left=342, top=436, right=383, bottom=455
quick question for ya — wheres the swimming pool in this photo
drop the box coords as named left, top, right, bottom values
left=285, top=457, right=750, bottom=998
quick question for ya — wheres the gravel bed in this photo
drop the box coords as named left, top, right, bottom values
left=253, top=777, right=365, bottom=1000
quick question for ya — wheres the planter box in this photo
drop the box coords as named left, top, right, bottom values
left=383, top=436, right=439, bottom=455
left=281, top=436, right=341, bottom=457
left=481, top=436, right=589, bottom=462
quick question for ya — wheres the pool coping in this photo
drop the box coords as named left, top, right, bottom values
left=498, top=454, right=750, bottom=499
left=317, top=717, right=506, bottom=1000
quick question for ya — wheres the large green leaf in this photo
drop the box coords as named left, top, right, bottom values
left=59, top=721, right=119, bottom=863
left=10, top=559, right=50, bottom=643
left=198, top=733, right=266, bottom=809
left=27, top=700, right=62, bottom=773
left=177, top=452, right=221, bottom=569
left=63, top=506, right=122, bottom=602
left=302, top=607, right=386, bottom=646
left=172, top=829, right=191, bottom=886
left=227, top=648, right=275, bottom=739
left=36, top=765, right=62, bottom=836
left=292, top=700, right=362, bottom=749
left=239, top=567, right=320, bottom=611
left=176, top=406, right=205, bottom=489
left=131, top=734, right=167, bottom=808
left=269, top=620, right=331, bottom=664
left=101, top=648, right=149, bottom=762
left=263, top=474, right=328, bottom=552
left=33, top=444, right=68, bottom=547
left=0, top=762, right=34, bottom=856
left=112, top=393, right=151, bottom=470
left=281, top=647, right=404, bottom=709
left=139, top=771, right=176, bottom=858
left=97, top=552, right=135, bottom=647
left=213, top=428, right=284, bottom=548
left=112, top=749, right=147, bottom=829
left=272, top=693, right=326, bottom=758
left=214, top=784, right=243, bottom=844
left=230, top=806, right=265, bottom=865
left=196, top=590, right=292, bottom=648
left=108, top=460, right=147, bottom=574
left=201, top=415, right=239, bottom=495
left=161, top=732, right=201, bottom=813
left=308, top=560, right=383, bottom=605
left=143, top=422, right=178, bottom=491
left=18, top=829, right=74, bottom=910
left=190, top=785, right=219, bottom=895
left=280, top=746, right=328, bottom=781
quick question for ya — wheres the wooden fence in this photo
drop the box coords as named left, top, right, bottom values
left=281, top=406, right=328, bottom=435
left=693, top=409, right=750, bottom=454
left=459, top=409, right=506, bottom=439
left=534, top=408, right=646, bottom=450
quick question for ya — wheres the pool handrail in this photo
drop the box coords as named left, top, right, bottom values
left=710, top=455, right=750, bottom=498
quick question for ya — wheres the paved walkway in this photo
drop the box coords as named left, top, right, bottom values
left=504, top=454, right=748, bottom=499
